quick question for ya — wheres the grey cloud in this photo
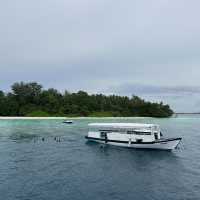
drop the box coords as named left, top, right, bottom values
left=103, top=83, right=200, bottom=112
left=1, top=0, right=200, bottom=111
left=105, top=84, right=200, bottom=95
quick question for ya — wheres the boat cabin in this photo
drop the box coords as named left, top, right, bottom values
left=88, top=123, right=161, bottom=142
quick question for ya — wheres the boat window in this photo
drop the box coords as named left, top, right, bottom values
left=99, top=129, right=126, bottom=133
left=99, top=129, right=114, bottom=132
left=127, top=131, right=151, bottom=135
left=127, top=131, right=134, bottom=134
left=134, top=131, right=151, bottom=135
left=98, top=129, right=151, bottom=135
left=154, top=133, right=158, bottom=140
left=100, top=132, right=107, bottom=137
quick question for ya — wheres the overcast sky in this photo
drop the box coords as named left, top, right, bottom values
left=1, top=0, right=200, bottom=112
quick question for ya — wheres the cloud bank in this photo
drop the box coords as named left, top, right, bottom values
left=1, top=0, right=200, bottom=112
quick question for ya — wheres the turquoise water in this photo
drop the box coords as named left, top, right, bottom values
left=0, top=117, right=200, bottom=200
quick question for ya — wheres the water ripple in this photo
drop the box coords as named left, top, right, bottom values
left=0, top=118, right=200, bottom=200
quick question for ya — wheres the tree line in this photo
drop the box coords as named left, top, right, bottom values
left=0, top=82, right=173, bottom=117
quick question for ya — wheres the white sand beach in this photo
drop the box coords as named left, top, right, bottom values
left=0, top=117, right=69, bottom=120
left=0, top=116, right=150, bottom=120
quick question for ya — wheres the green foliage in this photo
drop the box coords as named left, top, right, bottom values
left=89, top=111, right=115, bottom=117
left=26, top=111, right=51, bottom=117
left=0, top=82, right=174, bottom=117
left=12, top=82, right=42, bottom=106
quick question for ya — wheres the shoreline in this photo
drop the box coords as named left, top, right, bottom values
left=0, top=116, right=153, bottom=120
left=0, top=117, right=68, bottom=120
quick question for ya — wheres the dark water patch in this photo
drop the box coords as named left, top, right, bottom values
left=9, top=132, right=38, bottom=142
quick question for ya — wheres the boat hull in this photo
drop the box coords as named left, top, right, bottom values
left=85, top=136, right=182, bottom=150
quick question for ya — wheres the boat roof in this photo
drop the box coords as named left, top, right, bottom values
left=88, top=123, right=158, bottom=129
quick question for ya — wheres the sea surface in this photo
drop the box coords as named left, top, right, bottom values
left=0, top=116, right=200, bottom=200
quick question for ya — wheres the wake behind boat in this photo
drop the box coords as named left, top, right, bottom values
left=85, top=123, right=182, bottom=150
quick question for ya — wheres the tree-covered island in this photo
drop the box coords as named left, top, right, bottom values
left=0, top=82, right=173, bottom=117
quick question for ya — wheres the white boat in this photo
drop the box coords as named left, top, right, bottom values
left=63, top=120, right=73, bottom=124
left=85, top=123, right=182, bottom=150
